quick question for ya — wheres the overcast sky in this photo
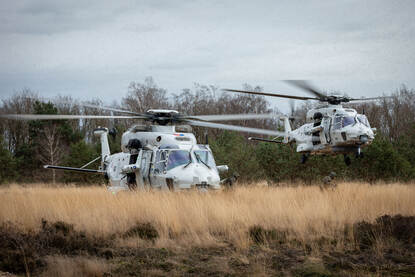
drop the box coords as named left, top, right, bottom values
left=0, top=0, right=414, bottom=111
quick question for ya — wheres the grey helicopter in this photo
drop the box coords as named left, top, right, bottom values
left=225, top=81, right=390, bottom=165
left=1, top=106, right=279, bottom=192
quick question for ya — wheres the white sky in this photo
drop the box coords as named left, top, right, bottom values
left=0, top=0, right=414, bottom=112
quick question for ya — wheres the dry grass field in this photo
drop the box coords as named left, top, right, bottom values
left=1, top=182, right=414, bottom=276
left=1, top=182, right=414, bottom=245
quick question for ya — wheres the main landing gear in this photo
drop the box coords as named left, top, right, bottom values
left=344, top=147, right=364, bottom=166
left=301, top=154, right=309, bottom=164
left=343, top=155, right=351, bottom=166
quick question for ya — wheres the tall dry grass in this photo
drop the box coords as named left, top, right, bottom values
left=1, top=182, right=414, bottom=247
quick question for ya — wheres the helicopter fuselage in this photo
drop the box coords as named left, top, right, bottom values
left=98, top=125, right=226, bottom=193
left=289, top=105, right=375, bottom=155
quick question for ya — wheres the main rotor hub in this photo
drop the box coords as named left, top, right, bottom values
left=326, top=96, right=349, bottom=105
left=145, top=109, right=182, bottom=125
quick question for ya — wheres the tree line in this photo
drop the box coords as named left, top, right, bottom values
left=0, top=77, right=414, bottom=184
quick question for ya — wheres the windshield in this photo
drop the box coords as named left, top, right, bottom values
left=167, top=150, right=191, bottom=170
left=357, top=115, right=370, bottom=127
left=155, top=149, right=191, bottom=172
left=342, top=116, right=355, bottom=127
left=334, top=116, right=355, bottom=129
left=194, top=150, right=216, bottom=168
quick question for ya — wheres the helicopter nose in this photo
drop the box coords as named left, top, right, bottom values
left=192, top=165, right=220, bottom=189
left=169, top=163, right=220, bottom=190
left=360, top=135, right=368, bottom=143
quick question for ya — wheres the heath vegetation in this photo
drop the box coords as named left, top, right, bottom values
left=1, top=183, right=414, bottom=276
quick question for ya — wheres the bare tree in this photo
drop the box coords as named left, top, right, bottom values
left=123, top=77, right=170, bottom=113
left=36, top=123, right=63, bottom=184
left=172, top=83, right=279, bottom=141
left=1, top=90, right=38, bottom=153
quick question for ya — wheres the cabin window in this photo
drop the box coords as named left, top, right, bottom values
left=155, top=150, right=168, bottom=172
left=334, top=116, right=342, bottom=129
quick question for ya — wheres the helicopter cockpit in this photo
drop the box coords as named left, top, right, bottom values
left=333, top=114, right=371, bottom=130
left=150, top=143, right=220, bottom=190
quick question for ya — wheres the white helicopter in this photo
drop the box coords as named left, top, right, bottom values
left=225, top=81, right=390, bottom=165
left=1, top=107, right=279, bottom=192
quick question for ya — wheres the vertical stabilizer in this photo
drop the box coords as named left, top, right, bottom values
left=94, top=127, right=110, bottom=165
left=283, top=117, right=292, bottom=133
left=282, top=117, right=292, bottom=143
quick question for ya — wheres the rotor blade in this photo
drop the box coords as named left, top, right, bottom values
left=223, top=89, right=317, bottom=101
left=19, top=96, right=142, bottom=115
left=284, top=80, right=327, bottom=99
left=186, top=120, right=285, bottom=137
left=184, top=113, right=277, bottom=121
left=0, top=114, right=147, bottom=120
left=348, top=96, right=393, bottom=102
left=80, top=103, right=143, bottom=115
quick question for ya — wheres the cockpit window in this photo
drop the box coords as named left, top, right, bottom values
left=166, top=150, right=191, bottom=170
left=357, top=115, right=370, bottom=127
left=333, top=116, right=356, bottom=129
left=342, top=117, right=355, bottom=127
left=155, top=149, right=191, bottom=172
left=194, top=150, right=216, bottom=168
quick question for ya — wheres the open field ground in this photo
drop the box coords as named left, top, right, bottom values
left=1, top=182, right=415, bottom=276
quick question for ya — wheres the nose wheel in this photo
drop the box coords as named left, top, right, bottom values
left=355, top=147, right=364, bottom=159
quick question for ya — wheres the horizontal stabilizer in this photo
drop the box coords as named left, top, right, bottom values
left=44, top=165, right=104, bottom=174
left=248, top=137, right=284, bottom=143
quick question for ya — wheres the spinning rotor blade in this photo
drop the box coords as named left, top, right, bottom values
left=348, top=96, right=393, bottom=102
left=186, top=120, right=285, bottom=137
left=0, top=114, right=147, bottom=120
left=223, top=89, right=317, bottom=101
left=186, top=113, right=276, bottom=121
left=284, top=80, right=327, bottom=99
left=19, top=96, right=141, bottom=116
left=81, top=103, right=142, bottom=115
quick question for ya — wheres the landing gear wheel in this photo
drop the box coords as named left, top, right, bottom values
left=344, top=155, right=351, bottom=166
left=224, top=172, right=239, bottom=188
left=355, top=152, right=364, bottom=159
left=301, top=154, right=309, bottom=164
left=355, top=148, right=364, bottom=159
